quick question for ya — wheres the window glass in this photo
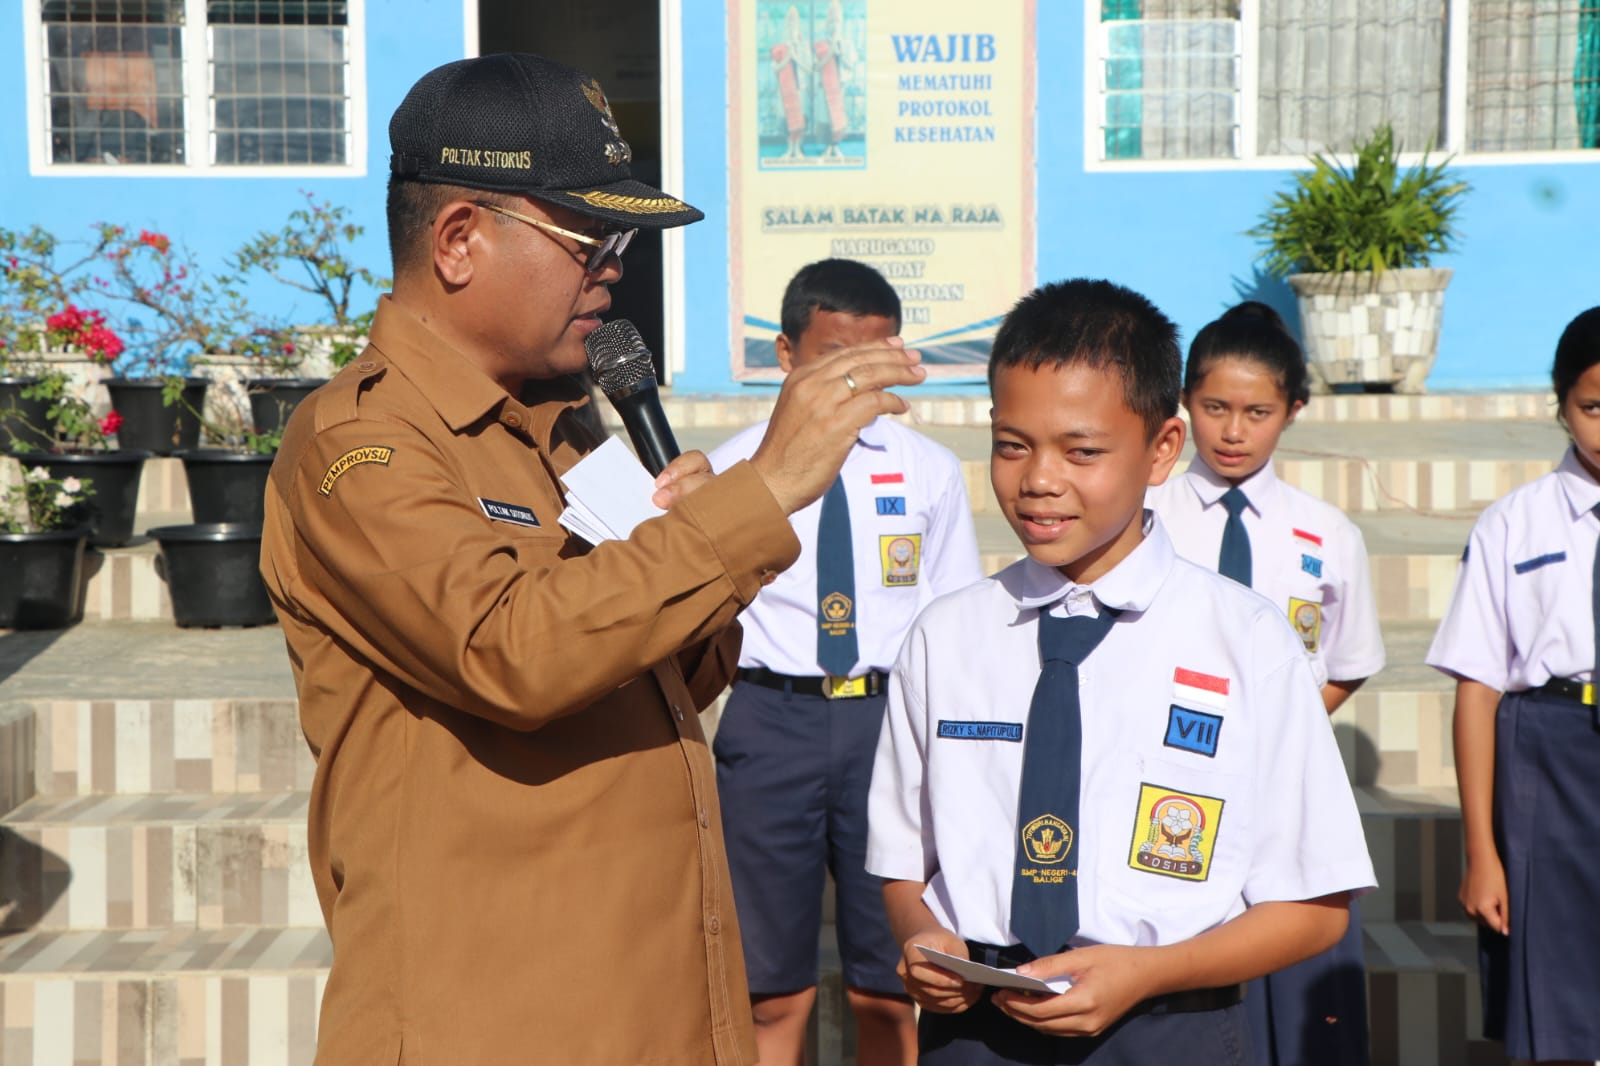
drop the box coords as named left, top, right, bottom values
left=43, top=0, right=188, bottom=164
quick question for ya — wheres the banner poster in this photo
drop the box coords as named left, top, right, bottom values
left=729, top=0, right=1037, bottom=379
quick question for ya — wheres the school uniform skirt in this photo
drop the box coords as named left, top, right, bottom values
left=1481, top=687, right=1600, bottom=1061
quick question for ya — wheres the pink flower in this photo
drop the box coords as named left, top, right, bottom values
left=100, top=410, right=123, bottom=437
left=60, top=477, right=82, bottom=493
left=283, top=342, right=295, bottom=355
left=138, top=230, right=170, bottom=254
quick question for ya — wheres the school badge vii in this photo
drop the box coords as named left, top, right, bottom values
left=879, top=534, right=921, bottom=586
left=1020, top=814, right=1073, bottom=884
left=1288, top=597, right=1322, bottom=653
left=1128, top=785, right=1224, bottom=881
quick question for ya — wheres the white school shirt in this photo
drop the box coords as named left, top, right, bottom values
left=1147, top=458, right=1386, bottom=688
left=1427, top=447, right=1600, bottom=692
left=866, top=513, right=1375, bottom=949
left=709, top=417, right=982, bottom=676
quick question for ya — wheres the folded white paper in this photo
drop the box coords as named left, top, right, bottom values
left=914, top=946, right=1073, bottom=995
left=557, top=436, right=666, bottom=545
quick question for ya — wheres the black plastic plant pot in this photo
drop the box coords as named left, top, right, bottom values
left=0, top=528, right=87, bottom=629
left=14, top=450, right=150, bottom=548
left=0, top=376, right=52, bottom=453
left=175, top=449, right=275, bottom=526
left=105, top=376, right=208, bottom=456
left=245, top=377, right=326, bottom=436
left=148, top=523, right=276, bottom=628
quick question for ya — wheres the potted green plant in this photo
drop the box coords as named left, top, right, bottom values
left=0, top=225, right=111, bottom=451
left=1249, top=124, right=1469, bottom=393
left=0, top=464, right=93, bottom=628
left=14, top=374, right=149, bottom=548
left=230, top=193, right=387, bottom=433
left=92, top=226, right=235, bottom=454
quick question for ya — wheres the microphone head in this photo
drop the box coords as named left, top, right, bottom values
left=585, top=319, right=657, bottom=396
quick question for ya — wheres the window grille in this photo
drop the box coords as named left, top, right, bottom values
left=1095, top=0, right=1600, bottom=160
left=208, top=1, right=350, bottom=165
left=36, top=0, right=355, bottom=168
left=43, top=0, right=188, bottom=164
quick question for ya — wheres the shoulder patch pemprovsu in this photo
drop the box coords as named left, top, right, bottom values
left=319, top=446, right=394, bottom=496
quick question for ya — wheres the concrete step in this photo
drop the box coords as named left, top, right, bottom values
left=0, top=925, right=328, bottom=1066
left=2, top=792, right=315, bottom=934
left=1356, top=786, right=1462, bottom=925
left=1362, top=919, right=1505, bottom=1066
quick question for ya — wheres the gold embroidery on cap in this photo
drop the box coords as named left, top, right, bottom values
left=571, top=191, right=688, bottom=214
left=581, top=78, right=633, bottom=165
left=319, top=446, right=394, bottom=497
left=439, top=147, right=533, bottom=170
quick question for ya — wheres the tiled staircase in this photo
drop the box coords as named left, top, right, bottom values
left=1, top=391, right=1560, bottom=1064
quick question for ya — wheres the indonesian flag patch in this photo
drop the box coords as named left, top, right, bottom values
left=1172, top=667, right=1230, bottom=710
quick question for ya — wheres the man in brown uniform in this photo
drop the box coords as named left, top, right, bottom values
left=259, top=54, right=925, bottom=1065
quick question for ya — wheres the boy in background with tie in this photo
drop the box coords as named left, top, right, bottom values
left=866, top=279, right=1375, bottom=1064
left=708, top=258, right=982, bottom=1065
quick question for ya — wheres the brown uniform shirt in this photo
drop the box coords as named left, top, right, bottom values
left=260, top=297, right=799, bottom=1065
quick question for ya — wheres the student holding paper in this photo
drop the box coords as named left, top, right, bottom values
left=258, top=54, right=924, bottom=1066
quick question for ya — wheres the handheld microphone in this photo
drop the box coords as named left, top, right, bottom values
left=585, top=319, right=682, bottom=477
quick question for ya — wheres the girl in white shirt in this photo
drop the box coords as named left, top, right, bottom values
left=1148, top=301, right=1383, bottom=1066
left=1427, top=306, right=1600, bottom=1064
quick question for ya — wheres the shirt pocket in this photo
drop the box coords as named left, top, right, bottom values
left=1092, top=753, right=1254, bottom=943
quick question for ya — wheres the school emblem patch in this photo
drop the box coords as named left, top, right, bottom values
left=1128, top=784, right=1224, bottom=881
left=820, top=591, right=854, bottom=632
left=1289, top=597, right=1322, bottom=652
left=1020, top=814, right=1073, bottom=882
left=318, top=445, right=393, bottom=497
left=879, top=534, right=921, bottom=587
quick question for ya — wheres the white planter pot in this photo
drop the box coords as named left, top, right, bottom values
left=1288, top=267, right=1453, bottom=394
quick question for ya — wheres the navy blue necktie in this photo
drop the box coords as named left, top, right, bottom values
left=1219, top=487, right=1253, bottom=587
left=816, top=476, right=858, bottom=676
left=1011, top=607, right=1119, bottom=957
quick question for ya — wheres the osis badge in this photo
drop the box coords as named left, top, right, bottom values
left=879, top=534, right=921, bottom=586
left=1020, top=814, right=1074, bottom=884
left=1288, top=597, right=1322, bottom=652
left=1128, top=784, right=1224, bottom=881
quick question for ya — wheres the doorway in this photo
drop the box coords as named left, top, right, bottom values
left=478, top=1, right=668, bottom=381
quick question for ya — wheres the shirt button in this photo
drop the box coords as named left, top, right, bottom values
left=674, top=703, right=684, bottom=721
left=356, top=360, right=377, bottom=373
left=708, top=915, right=721, bottom=935
left=503, top=411, right=523, bottom=428
left=698, top=808, right=710, bottom=828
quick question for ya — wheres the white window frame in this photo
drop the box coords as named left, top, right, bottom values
left=23, top=0, right=368, bottom=177
left=1084, top=0, right=1600, bottom=171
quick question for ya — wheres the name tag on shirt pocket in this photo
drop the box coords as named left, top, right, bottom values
left=1513, top=551, right=1566, bottom=575
left=478, top=497, right=541, bottom=528
left=937, top=720, right=1023, bottom=742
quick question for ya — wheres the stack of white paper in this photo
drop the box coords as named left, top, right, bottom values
left=557, top=436, right=667, bottom=545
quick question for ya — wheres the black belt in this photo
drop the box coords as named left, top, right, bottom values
left=1538, top=677, right=1597, bottom=706
left=736, top=666, right=886, bottom=699
left=963, top=941, right=1243, bottom=1015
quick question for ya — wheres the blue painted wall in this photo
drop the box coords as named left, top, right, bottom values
left=0, top=0, right=461, bottom=334
left=6, top=1, right=1595, bottom=391
left=679, top=0, right=1599, bottom=394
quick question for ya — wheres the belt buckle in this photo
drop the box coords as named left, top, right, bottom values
left=825, top=675, right=867, bottom=699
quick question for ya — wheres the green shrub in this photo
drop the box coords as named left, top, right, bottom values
left=1250, top=124, right=1469, bottom=277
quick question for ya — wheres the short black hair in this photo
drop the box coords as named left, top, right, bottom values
left=779, top=258, right=901, bottom=340
left=386, top=179, right=521, bottom=274
left=1552, top=305, right=1600, bottom=409
left=988, top=278, right=1181, bottom=439
left=1185, top=300, right=1311, bottom=407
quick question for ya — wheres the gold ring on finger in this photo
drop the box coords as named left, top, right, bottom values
left=843, top=371, right=859, bottom=395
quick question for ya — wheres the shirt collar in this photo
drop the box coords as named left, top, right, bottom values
left=856, top=416, right=889, bottom=450
left=1184, top=454, right=1279, bottom=513
left=1556, top=445, right=1600, bottom=519
left=1010, top=510, right=1176, bottom=616
left=365, top=295, right=594, bottom=445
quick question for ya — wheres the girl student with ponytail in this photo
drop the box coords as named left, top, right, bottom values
left=1426, top=306, right=1600, bottom=1065
left=1147, top=301, right=1385, bottom=1066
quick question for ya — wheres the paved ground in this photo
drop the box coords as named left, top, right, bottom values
left=0, top=621, right=294, bottom=700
